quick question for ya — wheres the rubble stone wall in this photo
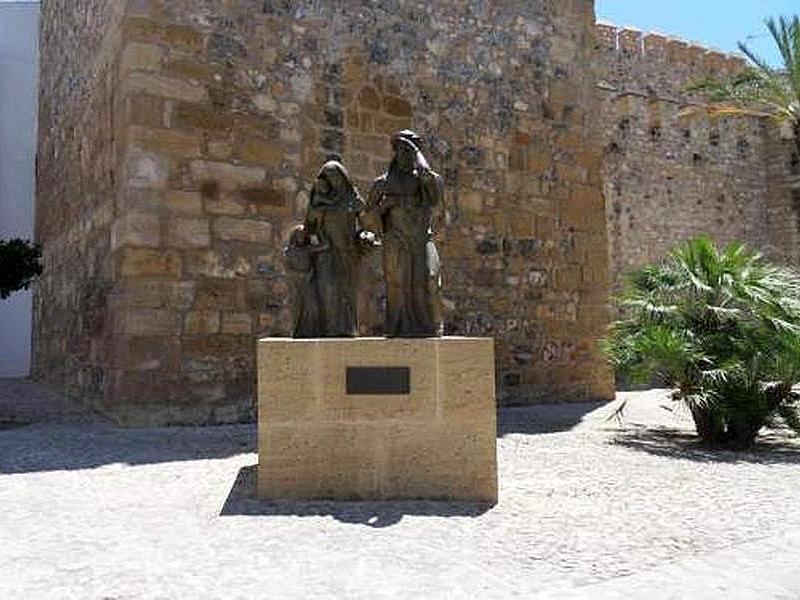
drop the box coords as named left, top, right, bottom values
left=594, top=23, right=799, bottom=288
left=35, top=0, right=614, bottom=424
left=33, top=0, right=127, bottom=400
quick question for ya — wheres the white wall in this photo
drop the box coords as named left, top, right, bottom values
left=0, top=2, right=40, bottom=377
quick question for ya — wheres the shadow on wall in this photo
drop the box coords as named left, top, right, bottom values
left=220, top=464, right=493, bottom=527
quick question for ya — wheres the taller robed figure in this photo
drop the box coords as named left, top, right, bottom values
left=366, top=130, right=445, bottom=337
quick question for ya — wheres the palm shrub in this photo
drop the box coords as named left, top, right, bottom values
left=604, top=237, right=800, bottom=448
left=687, top=15, right=800, bottom=156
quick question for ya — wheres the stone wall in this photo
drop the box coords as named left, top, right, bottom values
left=764, top=124, right=800, bottom=267
left=594, top=23, right=798, bottom=288
left=33, top=1, right=127, bottom=399
left=34, top=0, right=614, bottom=424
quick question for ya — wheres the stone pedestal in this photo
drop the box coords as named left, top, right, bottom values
left=257, top=337, right=498, bottom=503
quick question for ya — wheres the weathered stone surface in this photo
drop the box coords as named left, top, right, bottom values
left=111, top=212, right=160, bottom=249
left=164, top=191, right=202, bottom=214
left=116, top=280, right=196, bottom=311
left=122, top=72, right=208, bottom=103
left=125, top=148, right=170, bottom=189
left=190, top=161, right=266, bottom=191
left=240, top=138, right=283, bottom=168
left=212, top=217, right=272, bottom=244
left=120, top=248, right=182, bottom=278
left=128, top=125, right=201, bottom=158
left=184, top=310, right=221, bottom=335
left=116, top=308, right=182, bottom=336
left=120, top=42, right=163, bottom=74
left=222, top=312, right=252, bottom=335
left=164, top=217, right=210, bottom=248
left=32, top=0, right=128, bottom=405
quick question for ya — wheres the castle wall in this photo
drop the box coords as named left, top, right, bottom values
left=35, top=0, right=613, bottom=424
left=33, top=0, right=128, bottom=399
left=594, top=24, right=796, bottom=287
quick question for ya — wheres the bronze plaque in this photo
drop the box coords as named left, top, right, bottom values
left=346, top=367, right=410, bottom=395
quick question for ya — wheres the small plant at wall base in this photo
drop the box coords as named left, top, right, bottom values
left=0, top=238, right=43, bottom=300
left=603, top=237, right=800, bottom=449
left=687, top=15, right=800, bottom=156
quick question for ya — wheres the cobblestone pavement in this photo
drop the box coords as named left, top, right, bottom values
left=1, top=381, right=799, bottom=599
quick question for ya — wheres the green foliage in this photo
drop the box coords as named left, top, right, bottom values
left=604, top=236, right=800, bottom=448
left=686, top=16, right=800, bottom=153
left=0, top=238, right=43, bottom=300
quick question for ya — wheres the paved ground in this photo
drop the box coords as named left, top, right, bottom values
left=1, top=379, right=799, bottom=599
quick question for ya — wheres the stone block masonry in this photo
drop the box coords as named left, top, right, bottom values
left=34, top=0, right=614, bottom=425
left=33, top=0, right=128, bottom=403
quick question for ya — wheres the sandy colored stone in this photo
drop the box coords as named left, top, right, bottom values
left=119, top=248, right=182, bottom=278
left=115, top=308, right=182, bottom=336
left=213, top=217, right=273, bottom=243
left=120, top=42, right=163, bottom=74
left=164, top=216, right=210, bottom=248
left=257, top=337, right=497, bottom=502
left=240, top=138, right=283, bottom=168
left=111, top=211, right=160, bottom=249
left=190, top=160, right=266, bottom=191
left=125, top=148, right=170, bottom=189
left=128, top=125, right=201, bottom=158
left=122, top=72, right=208, bottom=103
left=222, top=312, right=253, bottom=334
left=208, top=140, right=234, bottom=160
left=164, top=191, right=203, bottom=215
left=185, top=310, right=221, bottom=335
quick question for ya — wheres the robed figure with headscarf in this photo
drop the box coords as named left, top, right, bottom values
left=285, top=160, right=367, bottom=338
left=366, top=131, right=445, bottom=337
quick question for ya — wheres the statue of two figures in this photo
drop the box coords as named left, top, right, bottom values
left=284, top=130, right=445, bottom=339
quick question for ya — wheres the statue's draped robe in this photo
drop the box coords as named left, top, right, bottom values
left=285, top=243, right=321, bottom=338
left=368, top=168, right=444, bottom=337
left=305, top=191, right=364, bottom=337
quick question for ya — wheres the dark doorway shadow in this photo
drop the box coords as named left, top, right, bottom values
left=497, top=401, right=608, bottom=436
left=611, top=426, right=800, bottom=465
left=220, top=464, right=494, bottom=527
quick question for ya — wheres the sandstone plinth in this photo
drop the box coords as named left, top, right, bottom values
left=257, top=337, right=498, bottom=503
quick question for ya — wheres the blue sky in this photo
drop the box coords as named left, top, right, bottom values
left=596, top=1, right=798, bottom=66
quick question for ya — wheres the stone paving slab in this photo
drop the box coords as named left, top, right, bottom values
left=1, top=381, right=799, bottom=599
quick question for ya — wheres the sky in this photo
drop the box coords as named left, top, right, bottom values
left=596, top=0, right=798, bottom=66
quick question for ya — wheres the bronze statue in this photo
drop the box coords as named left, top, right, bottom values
left=284, top=224, right=327, bottom=338
left=366, top=130, right=444, bottom=337
left=285, top=160, right=367, bottom=338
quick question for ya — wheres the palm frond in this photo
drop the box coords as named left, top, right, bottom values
left=685, top=15, right=800, bottom=134
left=603, top=235, right=800, bottom=446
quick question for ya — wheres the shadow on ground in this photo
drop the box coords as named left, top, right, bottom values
left=220, top=464, right=493, bottom=527
left=612, top=426, right=800, bottom=465
left=0, top=423, right=256, bottom=475
left=0, top=399, right=603, bottom=475
left=497, top=401, right=608, bottom=436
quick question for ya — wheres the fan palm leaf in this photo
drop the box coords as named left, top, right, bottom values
left=684, top=16, right=800, bottom=154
